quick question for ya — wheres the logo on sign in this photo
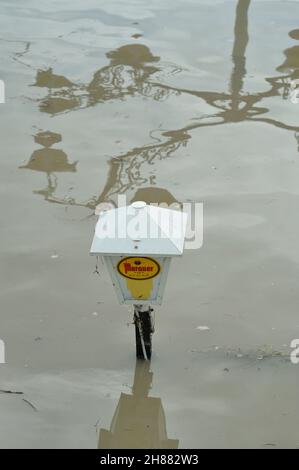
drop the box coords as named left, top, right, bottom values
left=117, top=257, right=160, bottom=280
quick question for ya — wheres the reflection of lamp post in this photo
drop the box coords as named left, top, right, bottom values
left=19, top=131, right=77, bottom=202
left=32, top=68, right=79, bottom=114
left=99, top=361, right=179, bottom=449
left=148, top=0, right=299, bottom=132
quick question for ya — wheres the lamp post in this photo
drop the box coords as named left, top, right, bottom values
left=90, top=201, right=187, bottom=359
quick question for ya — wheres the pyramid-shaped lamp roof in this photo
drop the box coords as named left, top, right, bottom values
left=90, top=201, right=188, bottom=257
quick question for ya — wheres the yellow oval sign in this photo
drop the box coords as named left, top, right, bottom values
left=117, top=257, right=160, bottom=280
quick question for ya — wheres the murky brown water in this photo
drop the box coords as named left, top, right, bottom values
left=1, top=0, right=299, bottom=448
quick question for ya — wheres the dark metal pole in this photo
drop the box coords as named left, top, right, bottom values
left=134, top=305, right=154, bottom=360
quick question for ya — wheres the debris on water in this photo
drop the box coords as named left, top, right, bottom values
left=196, top=326, right=210, bottom=331
left=0, top=389, right=23, bottom=395
left=190, top=345, right=289, bottom=362
left=22, top=398, right=38, bottom=412
left=132, top=33, right=143, bottom=39
left=223, top=368, right=229, bottom=372
left=51, top=253, right=59, bottom=259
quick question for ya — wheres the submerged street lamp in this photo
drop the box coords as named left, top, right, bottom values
left=90, top=201, right=187, bottom=360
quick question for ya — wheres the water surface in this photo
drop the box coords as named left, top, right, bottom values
left=0, top=0, right=299, bottom=448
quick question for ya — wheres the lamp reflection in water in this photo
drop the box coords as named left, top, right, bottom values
left=19, top=131, right=77, bottom=203
left=98, top=361, right=179, bottom=449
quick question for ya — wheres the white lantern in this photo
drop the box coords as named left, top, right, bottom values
left=90, top=201, right=187, bottom=305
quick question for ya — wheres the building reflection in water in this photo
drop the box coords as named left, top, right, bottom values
left=98, top=361, right=179, bottom=449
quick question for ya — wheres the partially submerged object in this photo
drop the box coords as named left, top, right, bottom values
left=90, top=201, right=187, bottom=359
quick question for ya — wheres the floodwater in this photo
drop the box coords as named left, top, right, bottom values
left=0, top=0, right=299, bottom=449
